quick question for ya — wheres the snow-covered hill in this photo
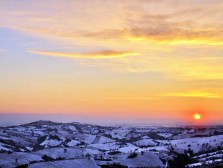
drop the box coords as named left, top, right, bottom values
left=0, top=120, right=222, bottom=167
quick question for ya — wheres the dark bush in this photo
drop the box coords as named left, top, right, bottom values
left=41, top=154, right=54, bottom=161
left=168, top=154, right=197, bottom=168
left=127, top=152, right=138, bottom=158
left=108, top=151, right=121, bottom=155
left=16, top=164, right=28, bottom=168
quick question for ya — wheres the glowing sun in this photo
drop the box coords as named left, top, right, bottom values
left=194, top=114, right=201, bottom=120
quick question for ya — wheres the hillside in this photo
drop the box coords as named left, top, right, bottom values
left=0, top=121, right=223, bottom=168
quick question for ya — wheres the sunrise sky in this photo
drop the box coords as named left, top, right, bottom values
left=0, top=0, right=223, bottom=125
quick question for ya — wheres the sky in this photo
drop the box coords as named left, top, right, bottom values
left=0, top=0, right=223, bottom=125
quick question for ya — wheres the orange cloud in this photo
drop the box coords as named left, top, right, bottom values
left=29, top=50, right=139, bottom=59
left=1, top=1, right=222, bottom=47
left=162, top=92, right=221, bottom=99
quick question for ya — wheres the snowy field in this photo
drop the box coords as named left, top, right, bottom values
left=0, top=120, right=222, bottom=167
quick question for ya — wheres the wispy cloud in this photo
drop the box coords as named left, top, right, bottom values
left=29, top=50, right=139, bottom=59
left=1, top=1, right=222, bottom=46
left=82, top=28, right=223, bottom=46
left=80, top=6, right=223, bottom=46
left=162, top=92, right=221, bottom=99
left=108, top=96, right=159, bottom=100
left=2, top=0, right=223, bottom=81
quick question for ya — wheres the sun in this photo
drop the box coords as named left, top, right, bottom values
left=194, top=114, right=201, bottom=120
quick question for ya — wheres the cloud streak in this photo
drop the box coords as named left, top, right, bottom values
left=29, top=50, right=139, bottom=59
left=162, top=92, right=221, bottom=99
left=80, top=6, right=223, bottom=46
